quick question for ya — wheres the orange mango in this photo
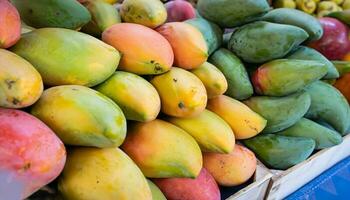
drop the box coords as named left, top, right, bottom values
left=0, top=0, right=21, bottom=48
left=334, top=73, right=350, bottom=103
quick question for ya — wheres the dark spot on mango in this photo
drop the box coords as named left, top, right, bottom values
left=5, top=79, right=16, bottom=90
left=154, top=63, right=163, bottom=73
left=12, top=98, right=20, bottom=105
left=96, top=180, right=99, bottom=184
left=173, top=78, right=177, bottom=82
left=28, top=9, right=33, bottom=14
left=178, top=102, right=185, bottom=109
left=150, top=60, right=155, bottom=64
left=56, top=12, right=60, bottom=16
left=21, top=163, right=31, bottom=171
left=71, top=88, right=78, bottom=91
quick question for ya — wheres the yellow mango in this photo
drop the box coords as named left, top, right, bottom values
left=207, top=95, right=267, bottom=140
left=150, top=67, right=207, bottom=117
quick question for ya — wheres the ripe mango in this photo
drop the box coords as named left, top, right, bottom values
left=0, top=0, right=20, bottom=48
left=120, top=0, right=167, bottom=28
left=102, top=23, right=173, bottom=75
left=252, top=59, right=327, bottom=96
left=58, top=148, right=152, bottom=200
left=31, top=85, right=127, bottom=148
left=228, top=21, right=309, bottom=63
left=147, top=180, right=167, bottom=200
left=121, top=119, right=202, bottom=178
left=207, top=95, right=266, bottom=140
left=11, top=28, right=120, bottom=87
left=151, top=67, right=207, bottom=118
left=244, top=92, right=311, bottom=134
left=157, top=22, right=208, bottom=70
left=95, top=71, right=161, bottom=122
left=0, top=49, right=43, bottom=108
left=167, top=109, right=235, bottom=153
left=190, top=62, right=228, bottom=99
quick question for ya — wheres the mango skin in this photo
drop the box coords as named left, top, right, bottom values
left=147, top=180, right=167, bottom=200
left=11, top=28, right=120, bottom=87
left=95, top=71, right=161, bottom=122
left=0, top=49, right=43, bottom=108
left=58, top=148, right=152, bottom=200
left=102, top=23, right=173, bottom=75
left=167, top=109, right=235, bottom=153
left=31, top=85, right=127, bottom=148
left=207, top=95, right=267, bottom=140
left=120, top=0, right=167, bottom=28
left=151, top=67, right=207, bottom=118
left=244, top=92, right=311, bottom=134
left=229, top=21, right=309, bottom=63
left=191, top=62, right=228, bottom=99
left=121, top=119, right=203, bottom=178
left=332, top=61, right=350, bottom=77
left=0, top=0, right=21, bottom=48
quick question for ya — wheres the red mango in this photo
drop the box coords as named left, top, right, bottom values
left=0, top=0, right=21, bottom=48
left=165, top=0, right=196, bottom=22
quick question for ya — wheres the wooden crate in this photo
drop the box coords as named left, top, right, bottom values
left=265, top=134, right=350, bottom=200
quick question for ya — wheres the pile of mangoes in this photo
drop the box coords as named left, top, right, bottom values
left=0, top=0, right=349, bottom=200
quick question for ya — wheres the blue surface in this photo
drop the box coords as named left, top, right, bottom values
left=286, top=156, right=350, bottom=200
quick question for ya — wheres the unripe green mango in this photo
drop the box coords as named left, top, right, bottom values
left=228, top=21, right=309, bottom=63
left=244, top=92, right=311, bottom=134
left=209, top=48, right=253, bottom=100
left=252, top=59, right=327, bottom=96
left=11, top=28, right=120, bottom=87
left=305, top=81, right=350, bottom=135
left=31, top=85, right=127, bottom=148
left=147, top=180, right=167, bottom=200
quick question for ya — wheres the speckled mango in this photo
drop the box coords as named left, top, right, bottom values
left=10, top=28, right=120, bottom=87
left=121, top=119, right=202, bottom=178
left=191, top=62, right=228, bottom=99
left=95, top=71, right=161, bottom=122
left=0, top=49, right=43, bottom=108
left=167, top=109, right=235, bottom=153
left=150, top=67, right=207, bottom=118
left=58, top=148, right=152, bottom=200
left=207, top=95, right=267, bottom=140
left=102, top=23, right=173, bottom=75
left=30, top=85, right=127, bottom=148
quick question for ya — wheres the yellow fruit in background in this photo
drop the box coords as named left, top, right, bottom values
left=274, top=0, right=297, bottom=9
left=329, top=0, right=344, bottom=5
left=103, top=0, right=118, bottom=4
left=296, top=0, right=316, bottom=14
left=317, top=1, right=339, bottom=16
left=343, top=0, right=350, bottom=10
left=313, top=0, right=320, bottom=3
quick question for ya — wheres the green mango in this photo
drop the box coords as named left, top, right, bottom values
left=209, top=48, right=253, bottom=100
left=287, top=46, right=339, bottom=79
left=11, top=0, right=91, bottom=29
left=147, top=180, right=167, bottom=200
left=243, top=92, right=311, bottom=134
left=228, top=21, right=309, bottom=63
left=252, top=59, right=327, bottom=96
left=305, top=81, right=350, bottom=135
left=186, top=18, right=223, bottom=55
left=197, top=0, right=270, bottom=28
left=261, top=8, right=323, bottom=41
left=328, top=10, right=350, bottom=26
left=243, top=134, right=315, bottom=170
left=11, top=28, right=120, bottom=87
left=332, top=61, right=350, bottom=77
left=277, top=118, right=342, bottom=149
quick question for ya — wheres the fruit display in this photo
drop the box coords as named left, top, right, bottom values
left=0, top=0, right=349, bottom=199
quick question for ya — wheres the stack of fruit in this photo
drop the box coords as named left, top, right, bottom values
left=0, top=0, right=349, bottom=200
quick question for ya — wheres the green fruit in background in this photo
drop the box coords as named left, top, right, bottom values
left=332, top=61, right=350, bottom=77
left=252, top=59, right=327, bottom=96
left=328, top=10, right=350, bottom=26
left=11, top=28, right=120, bottom=87
left=277, top=118, right=343, bottom=149
left=286, top=46, right=339, bottom=79
left=243, top=134, right=315, bottom=170
left=147, top=180, right=167, bottom=200
left=228, top=21, right=309, bottom=63
left=209, top=48, right=253, bottom=100
left=11, top=0, right=91, bottom=29
left=197, top=0, right=270, bottom=28
left=261, top=8, right=323, bottom=41
left=244, top=92, right=311, bottom=134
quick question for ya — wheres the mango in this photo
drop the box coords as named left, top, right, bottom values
left=0, top=108, right=66, bottom=199
left=165, top=0, right=196, bottom=22
left=190, top=62, right=228, bottom=99
left=150, top=67, right=207, bottom=118
left=11, top=0, right=91, bottom=29
left=102, top=23, right=173, bottom=75
left=203, top=144, right=256, bottom=186
left=244, top=92, right=311, bottom=134
left=58, top=148, right=152, bottom=200
left=273, top=0, right=297, bottom=9
left=296, top=0, right=316, bottom=14
left=31, top=85, right=127, bottom=148
left=157, top=22, right=208, bottom=70
left=332, top=61, right=350, bottom=77
left=305, top=81, right=350, bottom=135
left=334, top=73, right=350, bottom=104
left=197, top=0, right=270, bottom=28
left=0, top=49, right=43, bottom=108
left=228, top=21, right=309, bottom=63
left=147, top=180, right=167, bottom=200
left=252, top=59, right=327, bottom=96
left=0, top=0, right=20, bottom=48
left=207, top=95, right=266, bottom=139
left=11, top=28, right=120, bottom=87
left=120, top=0, right=167, bottom=28
left=209, top=48, right=253, bottom=100
left=287, top=46, right=339, bottom=79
